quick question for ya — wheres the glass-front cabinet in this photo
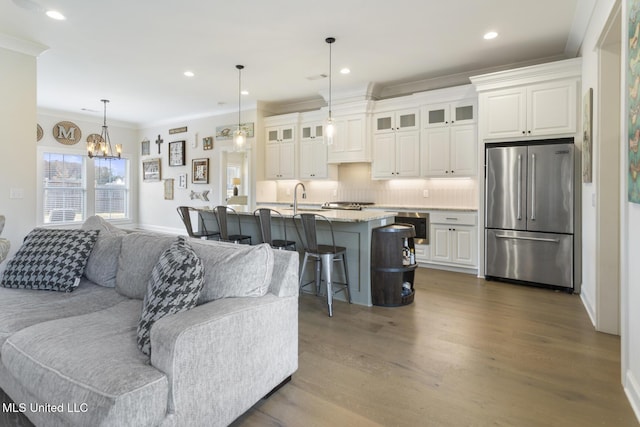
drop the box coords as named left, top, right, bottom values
left=424, top=99, right=475, bottom=128
left=374, top=109, right=419, bottom=133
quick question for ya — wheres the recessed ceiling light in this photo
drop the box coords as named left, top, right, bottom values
left=484, top=31, right=498, bottom=40
left=241, top=90, right=249, bottom=96
left=45, top=10, right=66, bottom=20
left=340, top=68, right=351, bottom=75
left=183, top=71, right=194, bottom=77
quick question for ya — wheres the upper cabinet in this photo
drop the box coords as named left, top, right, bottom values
left=421, top=98, right=477, bottom=177
left=372, top=108, right=420, bottom=179
left=264, top=114, right=299, bottom=180
left=374, top=109, right=419, bottom=133
left=299, top=119, right=337, bottom=179
left=424, top=100, right=475, bottom=128
left=327, top=113, right=370, bottom=164
left=471, top=58, right=581, bottom=142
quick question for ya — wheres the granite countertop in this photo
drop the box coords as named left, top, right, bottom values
left=202, top=205, right=397, bottom=223
left=254, top=202, right=478, bottom=213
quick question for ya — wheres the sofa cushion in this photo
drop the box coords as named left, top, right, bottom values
left=188, top=239, right=274, bottom=304
left=1, top=299, right=168, bottom=427
left=116, top=232, right=175, bottom=299
left=0, top=228, right=99, bottom=292
left=137, top=237, right=204, bottom=356
left=0, top=279, right=128, bottom=348
left=82, top=216, right=127, bottom=287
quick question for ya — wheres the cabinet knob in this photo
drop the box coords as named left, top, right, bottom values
left=527, top=130, right=531, bottom=134
left=522, top=131, right=526, bottom=134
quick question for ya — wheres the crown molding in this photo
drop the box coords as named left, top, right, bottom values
left=0, top=33, right=48, bottom=57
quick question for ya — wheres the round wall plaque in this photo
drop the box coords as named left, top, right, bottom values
left=52, top=121, right=82, bottom=145
left=37, top=124, right=43, bottom=142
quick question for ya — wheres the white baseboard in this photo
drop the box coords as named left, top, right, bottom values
left=624, top=369, right=640, bottom=424
left=418, top=263, right=478, bottom=275
left=580, top=290, right=597, bottom=328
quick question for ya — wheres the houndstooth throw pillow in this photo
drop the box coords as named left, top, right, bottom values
left=137, top=237, right=205, bottom=356
left=0, top=228, right=99, bottom=292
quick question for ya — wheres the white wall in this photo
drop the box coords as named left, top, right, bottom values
left=0, top=47, right=38, bottom=266
left=137, top=110, right=258, bottom=233
left=582, top=0, right=639, bottom=420
left=622, top=0, right=640, bottom=419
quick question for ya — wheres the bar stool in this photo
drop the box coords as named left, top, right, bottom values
left=253, top=208, right=296, bottom=250
left=294, top=213, right=351, bottom=317
left=213, top=206, right=252, bottom=244
left=176, top=206, right=220, bottom=240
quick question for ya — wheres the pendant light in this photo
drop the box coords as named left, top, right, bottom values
left=325, top=37, right=336, bottom=145
left=87, top=99, right=122, bottom=159
left=233, top=64, right=246, bottom=151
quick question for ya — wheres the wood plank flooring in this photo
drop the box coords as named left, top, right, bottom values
left=232, top=268, right=639, bottom=427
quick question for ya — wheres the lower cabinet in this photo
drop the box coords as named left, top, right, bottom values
left=428, top=212, right=477, bottom=269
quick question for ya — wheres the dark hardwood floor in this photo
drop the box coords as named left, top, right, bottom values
left=233, top=268, right=639, bottom=427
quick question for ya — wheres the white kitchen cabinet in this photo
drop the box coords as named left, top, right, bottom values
left=424, top=99, right=475, bottom=128
left=301, top=123, right=324, bottom=141
left=429, top=212, right=477, bottom=268
left=265, top=139, right=295, bottom=179
left=422, top=124, right=476, bottom=177
left=299, top=138, right=337, bottom=179
left=372, top=130, right=420, bottom=178
left=479, top=79, right=577, bottom=140
left=327, top=114, right=370, bottom=163
left=266, top=125, right=296, bottom=144
left=414, top=243, right=429, bottom=264
left=374, top=109, right=419, bottom=133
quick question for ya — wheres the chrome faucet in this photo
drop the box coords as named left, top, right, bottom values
left=293, top=183, right=307, bottom=215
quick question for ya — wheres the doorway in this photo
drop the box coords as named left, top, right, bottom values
left=595, top=3, right=621, bottom=334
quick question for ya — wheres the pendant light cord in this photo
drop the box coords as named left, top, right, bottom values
left=326, top=37, right=334, bottom=120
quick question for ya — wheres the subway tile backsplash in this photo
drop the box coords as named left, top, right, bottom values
left=258, top=163, right=478, bottom=209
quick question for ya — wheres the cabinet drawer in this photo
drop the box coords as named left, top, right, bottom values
left=430, top=212, right=476, bottom=226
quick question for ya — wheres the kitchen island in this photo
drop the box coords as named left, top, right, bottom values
left=198, top=206, right=397, bottom=307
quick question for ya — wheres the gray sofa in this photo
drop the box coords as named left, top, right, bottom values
left=0, top=218, right=299, bottom=426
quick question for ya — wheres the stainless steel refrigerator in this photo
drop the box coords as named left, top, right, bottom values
left=485, top=139, right=579, bottom=291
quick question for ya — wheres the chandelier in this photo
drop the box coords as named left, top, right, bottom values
left=87, top=99, right=121, bottom=159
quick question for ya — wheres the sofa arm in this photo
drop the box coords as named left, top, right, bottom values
left=150, top=294, right=298, bottom=427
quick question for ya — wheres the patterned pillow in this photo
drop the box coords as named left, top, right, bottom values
left=137, top=237, right=205, bottom=356
left=0, top=228, right=99, bottom=292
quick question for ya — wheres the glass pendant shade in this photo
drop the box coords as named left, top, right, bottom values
left=233, top=129, right=246, bottom=151
left=325, top=116, right=335, bottom=145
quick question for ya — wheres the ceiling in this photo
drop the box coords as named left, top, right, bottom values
left=1, top=0, right=590, bottom=127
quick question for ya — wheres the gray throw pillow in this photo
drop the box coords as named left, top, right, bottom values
left=0, top=228, right=99, bottom=292
left=81, top=216, right=126, bottom=287
left=137, top=237, right=205, bottom=356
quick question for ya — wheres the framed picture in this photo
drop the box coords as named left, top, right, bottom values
left=169, top=140, right=186, bottom=166
left=216, top=122, right=254, bottom=140
left=164, top=179, right=174, bottom=200
left=178, top=173, right=187, bottom=189
left=142, top=158, right=161, bottom=182
left=192, top=158, right=209, bottom=184
left=203, top=136, right=214, bottom=150
left=141, top=139, right=150, bottom=156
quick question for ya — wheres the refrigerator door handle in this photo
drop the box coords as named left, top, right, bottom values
left=495, top=234, right=560, bottom=243
left=530, top=153, right=536, bottom=221
left=517, top=154, right=522, bottom=220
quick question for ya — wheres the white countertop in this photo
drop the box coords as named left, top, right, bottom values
left=203, top=205, right=397, bottom=223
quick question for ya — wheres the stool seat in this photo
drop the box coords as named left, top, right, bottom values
left=294, top=213, right=351, bottom=317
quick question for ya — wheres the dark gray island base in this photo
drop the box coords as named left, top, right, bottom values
left=200, top=206, right=397, bottom=307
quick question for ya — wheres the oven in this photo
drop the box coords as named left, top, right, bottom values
left=395, top=212, right=429, bottom=244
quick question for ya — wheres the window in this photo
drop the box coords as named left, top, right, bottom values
left=94, top=158, right=128, bottom=219
left=41, top=152, right=130, bottom=224
left=42, top=153, right=85, bottom=224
